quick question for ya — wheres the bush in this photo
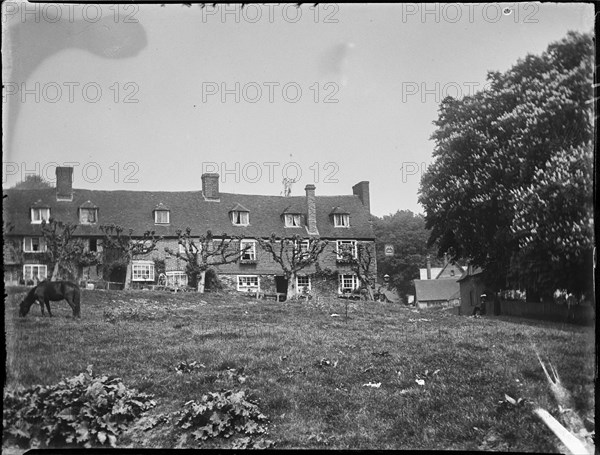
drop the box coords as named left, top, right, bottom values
left=175, top=390, right=273, bottom=448
left=3, top=366, right=155, bottom=449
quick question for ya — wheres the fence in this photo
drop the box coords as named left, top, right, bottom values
left=499, top=300, right=595, bottom=325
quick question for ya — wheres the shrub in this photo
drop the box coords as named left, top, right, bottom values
left=175, top=390, right=273, bottom=448
left=3, top=366, right=155, bottom=449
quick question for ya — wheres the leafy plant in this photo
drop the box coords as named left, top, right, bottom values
left=175, top=390, right=272, bottom=446
left=3, top=366, right=156, bottom=449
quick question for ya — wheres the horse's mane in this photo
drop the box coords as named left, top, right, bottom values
left=23, top=284, right=38, bottom=303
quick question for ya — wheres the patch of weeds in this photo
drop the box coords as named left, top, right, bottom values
left=3, top=365, right=155, bottom=450
left=174, top=361, right=206, bottom=374
left=174, top=390, right=273, bottom=448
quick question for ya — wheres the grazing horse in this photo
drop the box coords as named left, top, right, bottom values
left=19, top=281, right=81, bottom=318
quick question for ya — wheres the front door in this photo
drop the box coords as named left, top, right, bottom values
left=275, top=276, right=288, bottom=300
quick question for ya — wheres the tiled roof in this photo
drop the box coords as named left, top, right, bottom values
left=3, top=188, right=374, bottom=239
left=414, top=279, right=460, bottom=302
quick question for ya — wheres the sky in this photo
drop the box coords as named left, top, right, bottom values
left=1, top=2, right=594, bottom=217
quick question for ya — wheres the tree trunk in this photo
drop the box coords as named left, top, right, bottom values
left=50, top=262, right=60, bottom=281
left=123, top=260, right=132, bottom=290
left=287, top=273, right=297, bottom=300
left=197, top=270, right=206, bottom=293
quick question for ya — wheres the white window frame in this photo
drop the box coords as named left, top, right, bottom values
left=154, top=210, right=170, bottom=224
left=296, top=275, right=311, bottom=292
left=23, top=264, right=48, bottom=282
left=333, top=213, right=350, bottom=227
left=231, top=211, right=249, bottom=226
left=87, top=238, right=103, bottom=253
left=336, top=240, right=357, bottom=259
left=240, top=239, right=257, bottom=261
left=237, top=275, right=260, bottom=292
left=30, top=208, right=50, bottom=224
left=23, top=237, right=47, bottom=253
left=338, top=273, right=359, bottom=293
left=79, top=208, right=98, bottom=224
left=132, top=261, right=155, bottom=282
left=166, top=271, right=188, bottom=287
left=284, top=213, right=302, bottom=228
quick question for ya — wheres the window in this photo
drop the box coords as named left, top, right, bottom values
left=154, top=210, right=170, bottom=224
left=333, top=213, right=350, bottom=227
left=296, top=275, right=311, bottom=292
left=231, top=211, right=249, bottom=226
left=284, top=214, right=301, bottom=227
left=79, top=208, right=98, bottom=224
left=88, top=238, right=103, bottom=253
left=31, top=208, right=50, bottom=224
left=166, top=271, right=188, bottom=287
left=336, top=240, right=357, bottom=259
left=240, top=240, right=256, bottom=261
left=23, top=237, right=46, bottom=253
left=23, top=264, right=47, bottom=282
left=294, top=239, right=310, bottom=258
left=178, top=242, right=199, bottom=255
left=237, top=275, right=259, bottom=292
left=338, top=273, right=359, bottom=293
left=132, top=261, right=155, bottom=281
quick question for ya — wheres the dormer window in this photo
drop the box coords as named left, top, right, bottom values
left=333, top=213, right=350, bottom=227
left=31, top=207, right=50, bottom=224
left=153, top=203, right=170, bottom=224
left=79, top=209, right=98, bottom=224
left=230, top=203, right=250, bottom=226
left=284, top=214, right=302, bottom=228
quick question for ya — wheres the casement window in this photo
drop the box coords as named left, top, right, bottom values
left=294, top=239, right=310, bottom=258
left=23, top=237, right=47, bottom=253
left=23, top=264, right=47, bottom=282
left=284, top=214, right=302, bottom=228
left=336, top=240, right=357, bottom=259
left=178, top=242, right=199, bottom=255
left=296, top=275, right=311, bottom=292
left=79, top=208, right=98, bottom=224
left=338, top=273, right=359, bottom=293
left=240, top=240, right=256, bottom=261
left=231, top=211, right=249, bottom=226
left=333, top=213, right=350, bottom=227
left=31, top=208, right=50, bottom=224
left=132, top=261, right=155, bottom=281
left=154, top=210, right=170, bottom=224
left=237, top=275, right=259, bottom=292
left=166, top=271, right=188, bottom=287
left=87, top=238, right=103, bottom=253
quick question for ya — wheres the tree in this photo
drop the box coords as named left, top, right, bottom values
left=418, top=31, right=594, bottom=300
left=373, top=210, right=441, bottom=301
left=336, top=241, right=377, bottom=300
left=99, top=224, right=162, bottom=289
left=164, top=227, right=249, bottom=292
left=11, top=174, right=52, bottom=189
left=257, top=234, right=329, bottom=299
left=40, top=218, right=87, bottom=281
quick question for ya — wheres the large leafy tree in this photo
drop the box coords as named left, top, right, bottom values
left=418, top=31, right=594, bottom=300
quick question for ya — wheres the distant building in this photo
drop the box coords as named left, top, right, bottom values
left=414, top=260, right=464, bottom=308
left=457, top=266, right=485, bottom=315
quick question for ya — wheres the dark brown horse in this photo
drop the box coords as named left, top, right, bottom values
left=19, top=281, right=81, bottom=318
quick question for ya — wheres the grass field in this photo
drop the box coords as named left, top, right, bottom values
left=4, top=287, right=596, bottom=451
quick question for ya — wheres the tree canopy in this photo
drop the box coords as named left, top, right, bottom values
left=418, top=31, right=594, bottom=299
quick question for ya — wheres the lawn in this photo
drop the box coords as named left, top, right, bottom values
left=3, top=287, right=596, bottom=451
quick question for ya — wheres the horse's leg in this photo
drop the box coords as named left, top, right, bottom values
left=45, top=300, right=53, bottom=317
left=38, top=298, right=45, bottom=317
left=65, top=297, right=76, bottom=318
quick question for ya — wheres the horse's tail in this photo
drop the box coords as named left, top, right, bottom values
left=72, top=286, right=81, bottom=318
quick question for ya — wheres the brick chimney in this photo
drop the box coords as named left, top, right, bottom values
left=56, top=166, right=73, bottom=201
left=305, top=184, right=318, bottom=235
left=352, top=181, right=370, bottom=214
left=426, top=254, right=432, bottom=280
left=202, top=173, right=220, bottom=200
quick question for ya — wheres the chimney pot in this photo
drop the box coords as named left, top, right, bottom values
left=426, top=254, right=432, bottom=280
left=56, top=166, right=73, bottom=201
left=202, top=173, right=220, bottom=200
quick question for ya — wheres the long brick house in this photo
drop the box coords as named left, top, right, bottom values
left=3, top=167, right=376, bottom=298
